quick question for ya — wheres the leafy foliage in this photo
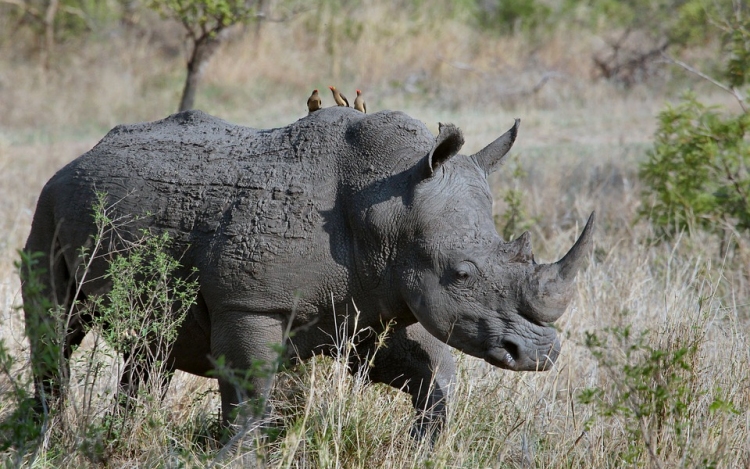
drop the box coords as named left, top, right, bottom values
left=496, top=156, right=537, bottom=241
left=7, top=193, right=201, bottom=464
left=0, top=339, right=43, bottom=465
left=86, top=192, right=198, bottom=432
left=721, top=6, right=750, bottom=88
left=90, top=231, right=197, bottom=353
left=579, top=317, right=737, bottom=466
left=639, top=5, right=750, bottom=240
left=145, top=0, right=259, bottom=37
left=474, top=0, right=551, bottom=35
left=638, top=94, right=750, bottom=237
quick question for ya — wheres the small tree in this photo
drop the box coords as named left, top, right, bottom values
left=146, top=0, right=263, bottom=112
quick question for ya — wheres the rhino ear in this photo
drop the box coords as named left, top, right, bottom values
left=423, top=123, right=465, bottom=177
left=473, top=119, right=520, bottom=174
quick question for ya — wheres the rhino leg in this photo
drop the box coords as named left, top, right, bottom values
left=117, top=344, right=174, bottom=413
left=22, top=228, right=92, bottom=412
left=351, top=323, right=456, bottom=442
left=32, top=301, right=92, bottom=409
left=211, top=312, right=285, bottom=428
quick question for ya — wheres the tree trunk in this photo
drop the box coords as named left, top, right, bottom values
left=178, top=32, right=225, bottom=112
left=42, top=0, right=59, bottom=70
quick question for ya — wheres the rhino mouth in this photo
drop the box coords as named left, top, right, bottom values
left=484, top=339, right=559, bottom=371
left=484, top=347, right=518, bottom=370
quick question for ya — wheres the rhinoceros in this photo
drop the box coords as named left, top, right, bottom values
left=22, top=107, right=593, bottom=437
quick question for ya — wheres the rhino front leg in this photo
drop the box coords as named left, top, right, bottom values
left=211, top=312, right=285, bottom=428
left=355, top=323, right=456, bottom=441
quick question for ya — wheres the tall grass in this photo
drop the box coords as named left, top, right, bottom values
left=1, top=2, right=748, bottom=467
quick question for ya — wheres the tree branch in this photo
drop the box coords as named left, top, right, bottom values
left=59, top=5, right=94, bottom=32
left=662, top=52, right=747, bottom=113
left=0, top=0, right=43, bottom=24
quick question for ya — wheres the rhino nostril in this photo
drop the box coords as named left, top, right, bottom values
left=501, top=339, right=521, bottom=362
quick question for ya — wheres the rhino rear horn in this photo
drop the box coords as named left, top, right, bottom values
left=473, top=119, right=520, bottom=174
left=424, top=123, right=465, bottom=177
left=509, top=231, right=534, bottom=263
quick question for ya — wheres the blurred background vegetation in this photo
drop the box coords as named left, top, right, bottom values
left=2, top=0, right=744, bottom=241
left=0, top=0, right=739, bottom=129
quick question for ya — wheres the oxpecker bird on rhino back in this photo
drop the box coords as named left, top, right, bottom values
left=22, top=106, right=594, bottom=438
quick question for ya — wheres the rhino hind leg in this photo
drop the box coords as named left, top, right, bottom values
left=22, top=232, right=92, bottom=413
left=210, top=312, right=285, bottom=429
left=113, top=292, right=214, bottom=413
left=351, top=324, right=456, bottom=442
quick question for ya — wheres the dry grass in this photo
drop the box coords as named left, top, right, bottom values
left=1, top=2, right=749, bottom=467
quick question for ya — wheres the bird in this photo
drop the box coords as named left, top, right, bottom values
left=328, top=86, right=349, bottom=107
left=353, top=89, right=366, bottom=113
left=307, top=89, right=322, bottom=113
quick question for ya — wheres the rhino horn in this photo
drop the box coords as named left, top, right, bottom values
left=523, top=212, right=596, bottom=323
left=473, top=119, right=520, bottom=174
left=508, top=231, right=533, bottom=263
left=425, top=123, right=465, bottom=176
left=555, top=211, right=596, bottom=281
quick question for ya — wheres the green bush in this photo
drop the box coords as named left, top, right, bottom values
left=495, top=155, right=538, bottom=241
left=722, top=6, right=750, bottom=88
left=474, top=0, right=551, bottom=35
left=579, top=315, right=738, bottom=466
left=0, top=339, right=43, bottom=466
left=639, top=5, right=750, bottom=241
left=638, top=94, right=750, bottom=238
left=8, top=193, right=201, bottom=465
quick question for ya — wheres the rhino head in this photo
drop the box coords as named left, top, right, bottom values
left=387, top=119, right=594, bottom=371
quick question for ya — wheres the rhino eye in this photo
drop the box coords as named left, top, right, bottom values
left=454, top=261, right=477, bottom=283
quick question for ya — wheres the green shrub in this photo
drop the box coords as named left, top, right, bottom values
left=495, top=155, right=538, bottom=241
left=0, top=339, right=43, bottom=467
left=639, top=5, right=750, bottom=241
left=579, top=314, right=738, bottom=466
left=722, top=5, right=750, bottom=88
left=9, top=193, right=202, bottom=465
left=474, top=0, right=551, bottom=35
left=638, top=93, right=750, bottom=238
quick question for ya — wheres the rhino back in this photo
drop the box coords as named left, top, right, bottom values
left=42, top=110, right=358, bottom=309
left=38, top=107, right=437, bottom=316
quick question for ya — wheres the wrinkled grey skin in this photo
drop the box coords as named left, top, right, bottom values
left=23, top=107, right=594, bottom=438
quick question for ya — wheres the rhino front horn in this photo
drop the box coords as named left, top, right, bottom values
left=556, top=211, right=596, bottom=282
left=523, top=212, right=596, bottom=323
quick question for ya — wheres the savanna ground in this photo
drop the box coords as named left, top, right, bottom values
left=1, top=1, right=749, bottom=467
